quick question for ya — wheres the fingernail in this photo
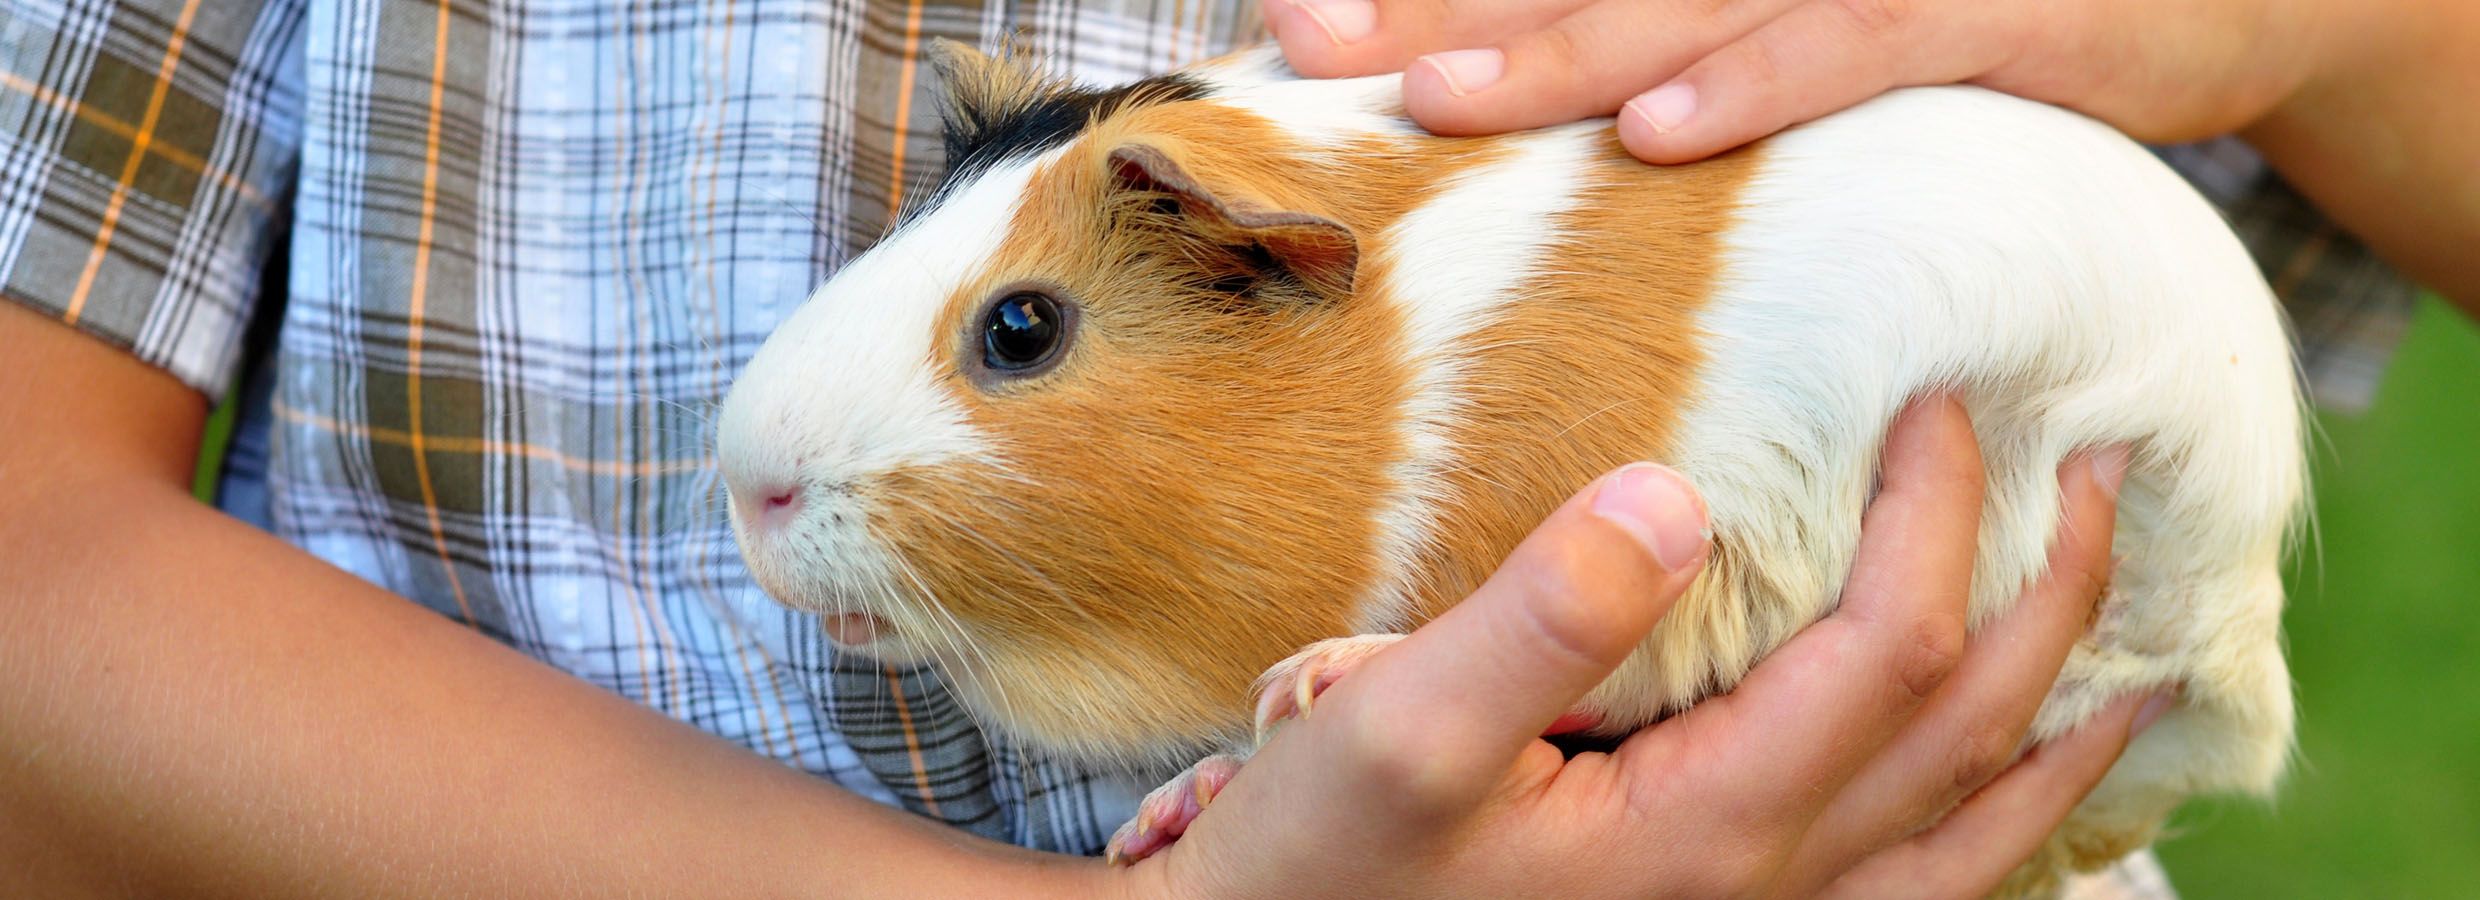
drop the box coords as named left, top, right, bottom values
left=1591, top=463, right=1710, bottom=572
left=1418, top=48, right=1504, bottom=97
left=2131, top=691, right=2176, bottom=735
left=1292, top=0, right=1376, bottom=45
left=1624, top=82, right=1697, bottom=135
left=2090, top=445, right=2131, bottom=500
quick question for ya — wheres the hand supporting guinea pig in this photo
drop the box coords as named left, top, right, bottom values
left=1261, top=0, right=2343, bottom=164
left=1093, top=396, right=2165, bottom=899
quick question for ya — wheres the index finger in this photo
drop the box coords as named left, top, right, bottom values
left=1627, top=394, right=1983, bottom=832
left=1261, top=0, right=1590, bottom=79
left=1400, top=0, right=1807, bottom=137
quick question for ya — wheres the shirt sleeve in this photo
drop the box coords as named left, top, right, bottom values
left=0, top=0, right=303, bottom=402
left=2157, top=137, right=2419, bottom=413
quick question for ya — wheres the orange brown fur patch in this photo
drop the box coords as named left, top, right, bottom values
left=1389, top=138, right=1777, bottom=721
left=858, top=57, right=1764, bottom=763
left=867, top=94, right=1515, bottom=762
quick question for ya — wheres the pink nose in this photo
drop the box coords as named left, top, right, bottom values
left=736, top=482, right=804, bottom=532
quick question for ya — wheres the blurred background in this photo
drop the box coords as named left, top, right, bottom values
left=187, top=293, right=2479, bottom=895
left=2158, top=293, right=2480, bottom=896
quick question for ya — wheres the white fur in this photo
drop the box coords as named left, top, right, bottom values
left=1349, top=125, right=1601, bottom=633
left=1651, top=86, right=2301, bottom=814
left=1332, top=82, right=2300, bottom=850
left=1191, top=46, right=1415, bottom=148
left=715, top=154, right=1050, bottom=659
left=1222, top=72, right=2300, bottom=861
left=726, top=56, right=2304, bottom=877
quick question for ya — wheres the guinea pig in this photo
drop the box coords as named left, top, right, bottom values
left=716, top=41, right=2303, bottom=896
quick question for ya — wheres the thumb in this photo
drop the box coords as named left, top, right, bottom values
left=1317, top=462, right=1711, bottom=814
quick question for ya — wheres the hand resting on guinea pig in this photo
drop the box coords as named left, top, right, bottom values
left=715, top=41, right=2303, bottom=898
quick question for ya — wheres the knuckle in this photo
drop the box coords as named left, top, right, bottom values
left=1430, top=0, right=1488, bottom=27
left=1891, top=614, right=1966, bottom=702
left=1342, top=713, right=1470, bottom=811
left=1975, top=2, right=2057, bottom=74
left=1722, top=35, right=1787, bottom=93
left=1507, top=543, right=1626, bottom=667
left=1949, top=721, right=2021, bottom=794
left=1681, top=0, right=1737, bottom=19
left=1519, top=24, right=1588, bottom=71
left=1830, top=0, right=1913, bottom=41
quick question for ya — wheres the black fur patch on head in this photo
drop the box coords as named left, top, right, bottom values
left=902, top=42, right=1212, bottom=225
left=939, top=74, right=1211, bottom=184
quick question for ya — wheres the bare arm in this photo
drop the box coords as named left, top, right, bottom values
left=2244, top=0, right=2480, bottom=314
left=0, top=301, right=1105, bottom=897
left=0, top=300, right=2152, bottom=896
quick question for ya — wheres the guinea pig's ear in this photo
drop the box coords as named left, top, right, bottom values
left=1106, top=144, right=1360, bottom=301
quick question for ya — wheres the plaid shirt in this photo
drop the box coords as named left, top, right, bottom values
left=0, top=0, right=2418, bottom=871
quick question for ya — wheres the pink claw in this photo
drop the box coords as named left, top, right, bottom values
left=1249, top=634, right=1612, bottom=743
left=1106, top=634, right=1614, bottom=867
left=1105, top=754, right=1243, bottom=866
left=1251, top=635, right=1407, bottom=740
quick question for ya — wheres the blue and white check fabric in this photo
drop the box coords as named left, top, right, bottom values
left=1, top=0, right=2415, bottom=875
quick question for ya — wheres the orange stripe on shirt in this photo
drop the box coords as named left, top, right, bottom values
left=404, top=0, right=477, bottom=626
left=881, top=0, right=926, bottom=222
left=0, top=72, right=271, bottom=208
left=62, top=0, right=205, bottom=326
left=271, top=400, right=712, bottom=479
left=883, top=662, right=944, bottom=816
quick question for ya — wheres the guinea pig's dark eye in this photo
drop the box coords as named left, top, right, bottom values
left=981, top=291, right=1068, bottom=373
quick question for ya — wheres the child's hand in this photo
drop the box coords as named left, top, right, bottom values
left=1264, top=0, right=2346, bottom=164
left=1098, top=396, right=2156, bottom=898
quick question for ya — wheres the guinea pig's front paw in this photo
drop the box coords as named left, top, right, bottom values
left=1250, top=634, right=1408, bottom=741
left=1253, top=633, right=1609, bottom=741
left=1104, top=753, right=1244, bottom=866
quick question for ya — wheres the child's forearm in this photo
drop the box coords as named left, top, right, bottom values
left=0, top=303, right=1107, bottom=898
left=2247, top=0, right=2480, bottom=313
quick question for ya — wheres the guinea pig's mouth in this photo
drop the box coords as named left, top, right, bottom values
left=808, top=600, right=936, bottom=663
left=824, top=611, right=893, bottom=646
left=729, top=529, right=909, bottom=649
left=742, top=560, right=915, bottom=652
left=721, top=483, right=939, bottom=660
left=784, top=584, right=909, bottom=649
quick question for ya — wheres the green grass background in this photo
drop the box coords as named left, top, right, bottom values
left=2157, top=294, right=2480, bottom=896
left=190, top=297, right=2480, bottom=893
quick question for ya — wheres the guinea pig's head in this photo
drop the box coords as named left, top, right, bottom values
left=716, top=43, right=1414, bottom=767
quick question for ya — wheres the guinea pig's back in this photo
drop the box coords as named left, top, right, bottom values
left=1598, top=85, right=2300, bottom=882
left=1674, top=84, right=2302, bottom=615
